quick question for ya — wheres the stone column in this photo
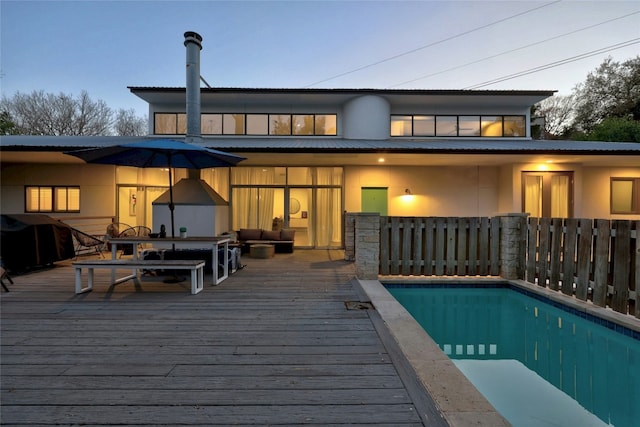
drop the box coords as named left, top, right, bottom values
left=498, top=213, right=528, bottom=280
left=344, top=212, right=356, bottom=261
left=353, top=213, right=380, bottom=279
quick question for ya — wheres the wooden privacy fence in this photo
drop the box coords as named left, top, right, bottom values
left=526, top=218, right=639, bottom=317
left=374, top=214, right=639, bottom=318
left=379, top=216, right=501, bottom=277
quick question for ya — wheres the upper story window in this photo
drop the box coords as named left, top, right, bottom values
left=25, top=186, right=80, bottom=213
left=390, top=114, right=526, bottom=137
left=155, top=113, right=337, bottom=136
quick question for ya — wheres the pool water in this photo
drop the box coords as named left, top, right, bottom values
left=386, top=285, right=640, bottom=427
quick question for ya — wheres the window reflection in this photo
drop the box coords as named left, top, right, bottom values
left=155, top=113, right=177, bottom=134
left=177, top=114, right=187, bottom=134
left=459, top=116, right=480, bottom=136
left=504, top=116, right=525, bottom=137
left=293, top=115, right=314, bottom=135
left=436, top=116, right=457, bottom=136
left=223, top=114, right=244, bottom=135
left=270, top=115, right=291, bottom=135
left=155, top=113, right=336, bottom=136
left=316, top=115, right=337, bottom=135
left=247, top=114, right=268, bottom=135
left=414, top=116, right=435, bottom=136
left=391, top=114, right=526, bottom=137
left=202, top=114, right=222, bottom=135
left=481, top=116, right=503, bottom=137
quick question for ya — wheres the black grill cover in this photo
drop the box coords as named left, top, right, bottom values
left=0, top=214, right=75, bottom=271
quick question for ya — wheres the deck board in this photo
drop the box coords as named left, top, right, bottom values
left=1, top=249, right=436, bottom=426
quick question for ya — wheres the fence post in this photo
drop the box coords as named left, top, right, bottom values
left=353, top=212, right=380, bottom=279
left=344, top=212, right=356, bottom=261
left=499, top=213, right=528, bottom=280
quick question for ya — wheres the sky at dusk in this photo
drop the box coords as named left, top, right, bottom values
left=1, top=0, right=639, bottom=117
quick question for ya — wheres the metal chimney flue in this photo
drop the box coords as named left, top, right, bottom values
left=184, top=31, right=202, bottom=143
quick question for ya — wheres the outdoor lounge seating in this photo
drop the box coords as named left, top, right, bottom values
left=1, top=264, right=12, bottom=292
left=236, top=228, right=295, bottom=254
left=70, top=228, right=106, bottom=258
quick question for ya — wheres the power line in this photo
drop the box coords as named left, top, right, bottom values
left=389, top=10, right=640, bottom=88
left=304, top=0, right=562, bottom=87
left=462, top=38, right=640, bottom=90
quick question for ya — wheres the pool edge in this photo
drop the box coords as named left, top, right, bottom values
left=355, top=278, right=511, bottom=427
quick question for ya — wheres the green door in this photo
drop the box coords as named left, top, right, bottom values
left=361, top=187, right=388, bottom=215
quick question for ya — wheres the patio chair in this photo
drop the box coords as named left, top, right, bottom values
left=70, top=228, right=106, bottom=258
left=118, top=225, right=152, bottom=257
left=105, top=222, right=131, bottom=255
left=1, top=262, right=12, bottom=292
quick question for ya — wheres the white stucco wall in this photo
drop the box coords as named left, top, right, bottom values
left=0, top=163, right=115, bottom=218
left=344, top=165, right=501, bottom=217
left=582, top=166, right=640, bottom=220
left=343, top=95, right=390, bottom=140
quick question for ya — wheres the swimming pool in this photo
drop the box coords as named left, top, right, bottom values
left=385, top=283, right=640, bottom=427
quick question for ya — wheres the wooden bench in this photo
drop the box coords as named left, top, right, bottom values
left=72, top=259, right=206, bottom=295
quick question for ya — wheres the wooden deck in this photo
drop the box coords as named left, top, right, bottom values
left=1, top=249, right=444, bottom=426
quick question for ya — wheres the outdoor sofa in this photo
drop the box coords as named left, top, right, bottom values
left=235, top=228, right=295, bottom=254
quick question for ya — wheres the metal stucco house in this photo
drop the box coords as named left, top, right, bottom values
left=2, top=85, right=639, bottom=249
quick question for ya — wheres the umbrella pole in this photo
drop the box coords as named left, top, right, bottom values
left=168, top=167, right=175, bottom=239
left=165, top=165, right=184, bottom=283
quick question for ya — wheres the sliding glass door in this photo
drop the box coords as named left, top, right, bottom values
left=231, top=167, right=343, bottom=249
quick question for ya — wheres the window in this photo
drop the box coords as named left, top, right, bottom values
left=223, top=114, right=244, bottom=135
left=391, top=116, right=412, bottom=136
left=155, top=112, right=337, bottom=136
left=202, top=114, right=222, bottom=134
left=315, top=114, right=337, bottom=135
left=458, top=116, right=480, bottom=136
left=611, top=178, right=640, bottom=214
left=413, top=115, right=435, bottom=136
left=26, top=186, right=80, bottom=213
left=292, top=115, right=314, bottom=135
left=269, top=115, right=292, bottom=135
left=391, top=114, right=526, bottom=137
left=504, top=116, right=525, bottom=137
left=481, top=116, right=503, bottom=136
left=436, top=116, right=458, bottom=136
left=154, top=113, right=186, bottom=134
left=247, top=114, right=268, bottom=135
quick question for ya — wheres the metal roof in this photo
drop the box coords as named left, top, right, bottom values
left=1, top=135, right=639, bottom=155
left=128, top=87, right=556, bottom=109
left=128, top=86, right=557, bottom=96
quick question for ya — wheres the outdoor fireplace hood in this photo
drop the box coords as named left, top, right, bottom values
left=152, top=176, right=228, bottom=207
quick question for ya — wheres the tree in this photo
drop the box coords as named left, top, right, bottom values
left=0, top=111, right=17, bottom=135
left=113, top=108, right=148, bottom=136
left=572, top=56, right=640, bottom=132
left=532, top=94, right=575, bottom=139
left=583, top=117, right=640, bottom=142
left=0, top=90, right=147, bottom=136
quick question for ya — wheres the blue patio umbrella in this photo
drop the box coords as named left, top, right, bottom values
left=65, top=139, right=245, bottom=238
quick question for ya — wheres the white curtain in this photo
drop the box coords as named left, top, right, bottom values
left=201, top=167, right=230, bottom=201
left=231, top=168, right=275, bottom=230
left=524, top=175, right=542, bottom=217
left=551, top=175, right=569, bottom=218
left=315, top=168, right=342, bottom=247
